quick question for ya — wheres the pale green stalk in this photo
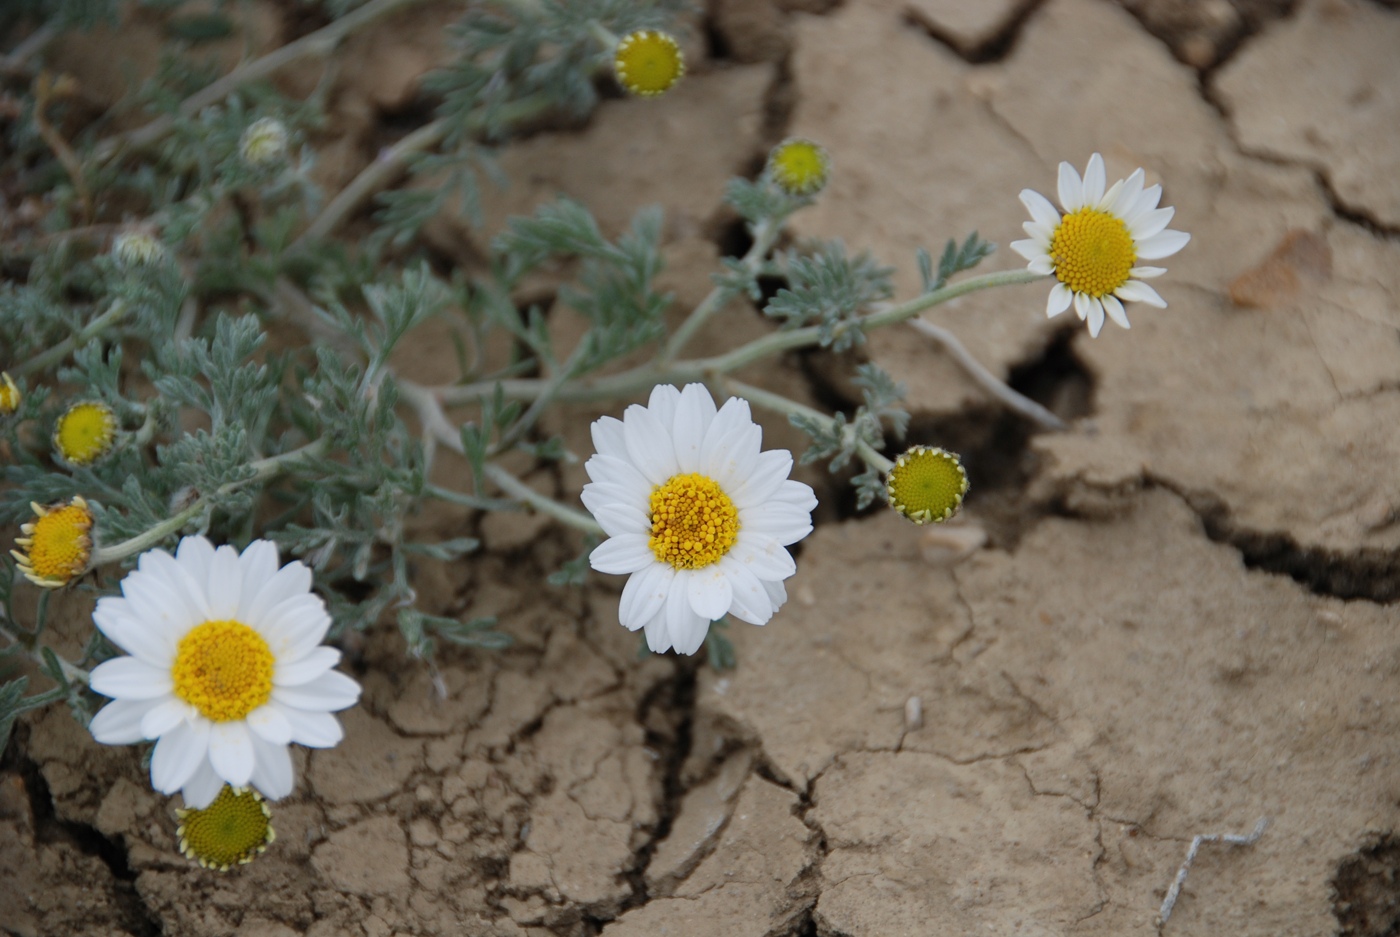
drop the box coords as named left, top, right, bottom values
left=660, top=217, right=780, bottom=363
left=725, top=378, right=894, bottom=474
left=11, top=300, right=129, bottom=378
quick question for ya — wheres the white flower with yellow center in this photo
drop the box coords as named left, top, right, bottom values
left=87, top=536, right=360, bottom=808
left=583, top=384, right=816, bottom=656
left=1011, top=153, right=1190, bottom=338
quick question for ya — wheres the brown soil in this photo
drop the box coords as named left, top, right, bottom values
left=5, top=0, right=1400, bottom=935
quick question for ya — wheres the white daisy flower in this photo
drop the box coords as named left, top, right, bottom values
left=582, top=384, right=817, bottom=656
left=87, top=536, right=360, bottom=809
left=1010, top=152, right=1190, bottom=337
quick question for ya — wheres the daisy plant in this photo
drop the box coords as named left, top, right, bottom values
left=1, top=0, right=1197, bottom=869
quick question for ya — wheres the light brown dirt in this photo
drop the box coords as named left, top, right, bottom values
left=5, top=0, right=1400, bottom=935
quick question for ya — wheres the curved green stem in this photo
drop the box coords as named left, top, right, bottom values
left=91, top=438, right=328, bottom=565
left=660, top=217, right=781, bottom=364
left=11, top=300, right=128, bottom=378
left=482, top=464, right=603, bottom=535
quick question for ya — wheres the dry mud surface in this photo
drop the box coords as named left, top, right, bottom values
left=5, top=0, right=1400, bottom=935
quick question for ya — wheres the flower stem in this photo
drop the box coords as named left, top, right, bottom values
left=482, top=464, right=603, bottom=536
left=97, top=0, right=431, bottom=161
left=91, top=438, right=328, bottom=565
left=725, top=378, right=894, bottom=474
left=11, top=299, right=129, bottom=379
left=660, top=216, right=780, bottom=364
left=906, top=318, right=1065, bottom=430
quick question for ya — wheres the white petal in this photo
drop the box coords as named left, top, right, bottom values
left=93, top=600, right=175, bottom=667
left=762, top=578, right=787, bottom=611
left=205, top=544, right=243, bottom=620
left=1102, top=293, right=1132, bottom=330
left=1009, top=238, right=1044, bottom=262
left=740, top=504, right=814, bottom=543
left=1057, top=160, right=1084, bottom=212
left=584, top=498, right=651, bottom=540
left=89, top=657, right=173, bottom=701
left=174, top=536, right=215, bottom=591
left=1086, top=297, right=1105, bottom=338
left=150, top=719, right=209, bottom=794
left=589, top=535, right=655, bottom=575
left=1047, top=282, right=1074, bottom=318
left=1021, top=221, right=1055, bottom=243
left=700, top=398, right=760, bottom=489
left=1129, top=206, right=1175, bottom=241
left=208, top=721, right=255, bottom=787
left=1109, top=169, right=1145, bottom=216
left=140, top=697, right=193, bottom=738
left=273, top=645, right=341, bottom=687
left=257, top=594, right=331, bottom=662
left=235, top=540, right=281, bottom=622
left=1135, top=229, right=1190, bottom=260
left=579, top=481, right=647, bottom=520
left=245, top=703, right=293, bottom=745
left=665, top=583, right=708, bottom=656
left=590, top=415, right=628, bottom=461
left=1115, top=279, right=1168, bottom=307
left=122, top=568, right=201, bottom=644
left=1082, top=154, right=1106, bottom=208
left=1019, top=188, right=1061, bottom=230
left=1073, top=290, right=1091, bottom=321
left=180, top=758, right=224, bottom=810
left=142, top=547, right=211, bottom=622
left=643, top=610, right=673, bottom=654
left=770, top=479, right=817, bottom=511
left=271, top=669, right=361, bottom=712
left=584, top=454, right=652, bottom=494
left=720, top=557, right=775, bottom=626
left=89, top=697, right=163, bottom=745
left=242, top=559, right=312, bottom=627
left=646, top=384, right=682, bottom=429
left=619, top=563, right=673, bottom=631
left=672, top=383, right=718, bottom=473
left=247, top=731, right=294, bottom=801
left=686, top=567, right=732, bottom=622
left=1027, top=256, right=1055, bottom=276
left=1129, top=266, right=1167, bottom=279
left=1122, top=184, right=1163, bottom=225
left=731, top=532, right=797, bottom=580
left=729, top=449, right=794, bottom=509
left=282, top=706, right=343, bottom=747
left=623, top=402, right=679, bottom=486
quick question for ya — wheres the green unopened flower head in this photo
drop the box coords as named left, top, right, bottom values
left=886, top=446, right=968, bottom=525
left=767, top=138, right=831, bottom=197
left=112, top=232, right=166, bottom=268
left=614, top=30, right=685, bottom=97
left=0, top=372, right=20, bottom=416
left=240, top=117, right=289, bottom=167
left=53, top=400, right=118, bottom=466
left=176, top=785, right=275, bottom=871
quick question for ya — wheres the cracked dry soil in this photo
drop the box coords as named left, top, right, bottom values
left=5, top=0, right=1400, bottom=934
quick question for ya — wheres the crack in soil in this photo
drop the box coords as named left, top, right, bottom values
left=2, top=725, right=162, bottom=937
left=903, top=0, right=1049, bottom=64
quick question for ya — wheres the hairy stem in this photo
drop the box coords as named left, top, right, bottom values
left=11, top=299, right=129, bottom=379
left=906, top=319, right=1066, bottom=430
left=726, top=378, right=894, bottom=474
left=660, top=217, right=780, bottom=363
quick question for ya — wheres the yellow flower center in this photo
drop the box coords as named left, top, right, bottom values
left=55, top=401, right=117, bottom=465
left=614, top=30, right=685, bottom=97
left=768, top=139, right=830, bottom=196
left=886, top=446, right=968, bottom=525
left=176, top=785, right=275, bottom=870
left=19, top=501, right=93, bottom=584
left=648, top=472, right=740, bottom=570
left=1049, top=208, right=1136, bottom=298
left=0, top=372, right=20, bottom=415
left=172, top=620, right=274, bottom=723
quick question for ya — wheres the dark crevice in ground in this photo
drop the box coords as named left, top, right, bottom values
left=1110, top=0, right=1297, bottom=74
left=2, top=725, right=162, bottom=937
left=1157, top=479, right=1400, bottom=604
left=578, top=657, right=698, bottom=932
left=903, top=0, right=1048, bottom=64
left=1334, top=834, right=1400, bottom=937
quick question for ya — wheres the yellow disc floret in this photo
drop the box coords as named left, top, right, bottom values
left=0, top=372, right=20, bottom=416
left=11, top=497, right=94, bottom=588
left=176, top=785, right=275, bottom=871
left=54, top=401, right=117, bottom=466
left=171, top=620, right=274, bottom=722
left=614, top=29, right=685, bottom=97
left=886, top=446, right=968, bottom=525
left=767, top=138, right=831, bottom=197
left=1049, top=208, right=1136, bottom=298
left=648, top=472, right=740, bottom=569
